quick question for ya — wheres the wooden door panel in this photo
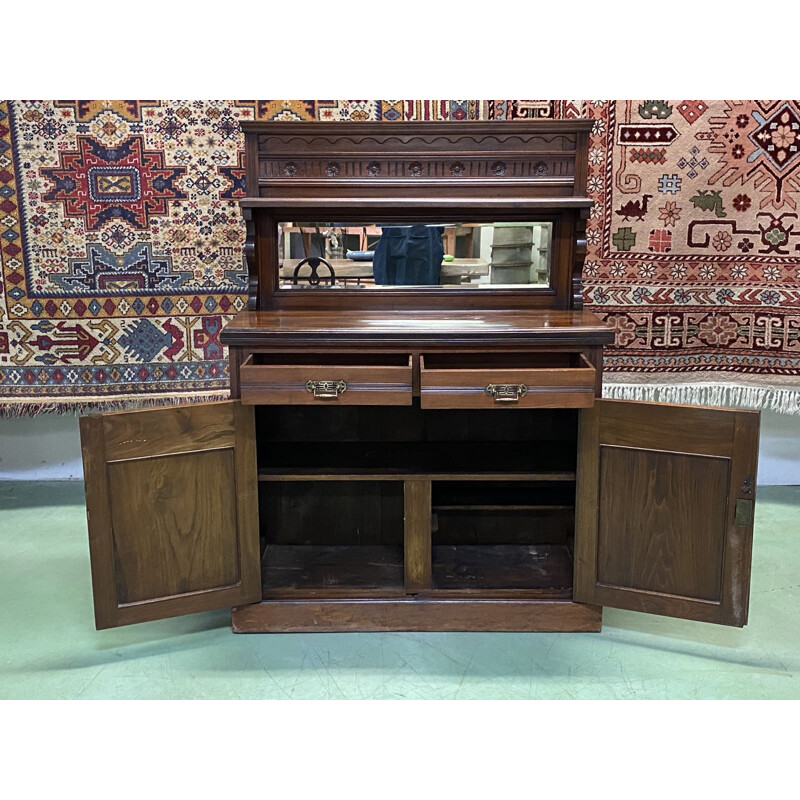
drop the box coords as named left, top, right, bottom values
left=589, top=399, right=737, bottom=456
left=107, top=449, right=240, bottom=604
left=81, top=401, right=261, bottom=629
left=597, top=447, right=729, bottom=601
left=574, top=399, right=759, bottom=626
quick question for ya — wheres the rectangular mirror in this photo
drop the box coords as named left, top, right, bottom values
left=276, top=222, right=553, bottom=290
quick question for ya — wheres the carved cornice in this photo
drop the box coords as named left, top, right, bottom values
left=242, top=121, right=595, bottom=136
left=245, top=122, right=593, bottom=158
left=258, top=133, right=579, bottom=149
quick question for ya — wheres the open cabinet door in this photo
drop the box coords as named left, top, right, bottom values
left=80, top=401, right=261, bottom=629
left=574, top=399, right=759, bottom=626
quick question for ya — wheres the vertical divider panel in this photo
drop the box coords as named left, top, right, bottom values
left=404, top=479, right=432, bottom=594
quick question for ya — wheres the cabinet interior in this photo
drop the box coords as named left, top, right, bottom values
left=421, top=352, right=586, bottom=370
left=256, top=402, right=578, bottom=598
left=259, top=480, right=405, bottom=595
left=249, top=352, right=412, bottom=367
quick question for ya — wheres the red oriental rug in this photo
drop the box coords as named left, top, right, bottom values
left=0, top=99, right=798, bottom=415
left=583, top=100, right=800, bottom=414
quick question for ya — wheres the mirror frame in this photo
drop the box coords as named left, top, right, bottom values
left=246, top=207, right=583, bottom=311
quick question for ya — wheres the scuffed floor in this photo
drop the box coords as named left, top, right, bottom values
left=0, top=481, right=797, bottom=699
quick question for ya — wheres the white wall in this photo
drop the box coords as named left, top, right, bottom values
left=0, top=407, right=798, bottom=485
left=756, top=409, right=800, bottom=485
left=0, top=413, right=83, bottom=480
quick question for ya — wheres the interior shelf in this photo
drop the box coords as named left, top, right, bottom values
left=431, top=544, right=573, bottom=595
left=258, top=440, right=577, bottom=481
left=262, top=544, right=404, bottom=594
left=432, top=504, right=572, bottom=511
left=261, top=544, right=574, bottom=597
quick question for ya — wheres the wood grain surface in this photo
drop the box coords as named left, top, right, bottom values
left=232, top=598, right=602, bottom=633
left=404, top=479, right=432, bottom=593
left=80, top=401, right=261, bottom=629
left=596, top=447, right=728, bottom=601
left=574, top=399, right=760, bottom=626
left=239, top=354, right=413, bottom=406
left=222, top=308, right=615, bottom=347
left=419, top=352, right=595, bottom=409
left=108, top=449, right=240, bottom=604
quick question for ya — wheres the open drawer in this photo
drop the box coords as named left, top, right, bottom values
left=239, top=353, right=413, bottom=405
left=419, top=352, right=596, bottom=409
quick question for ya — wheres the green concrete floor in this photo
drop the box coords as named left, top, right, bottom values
left=1, top=481, right=798, bottom=699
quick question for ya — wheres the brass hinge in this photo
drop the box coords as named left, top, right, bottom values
left=734, top=498, right=754, bottom=527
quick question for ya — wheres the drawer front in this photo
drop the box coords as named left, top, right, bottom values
left=420, top=354, right=596, bottom=410
left=240, top=355, right=413, bottom=405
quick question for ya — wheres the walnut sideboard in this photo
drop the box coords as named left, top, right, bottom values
left=79, top=121, right=760, bottom=633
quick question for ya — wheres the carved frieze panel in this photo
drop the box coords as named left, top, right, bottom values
left=258, top=157, right=575, bottom=180
left=255, top=130, right=579, bottom=156
left=245, top=121, right=593, bottom=200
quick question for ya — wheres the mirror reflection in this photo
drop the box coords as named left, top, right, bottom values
left=277, top=222, right=552, bottom=290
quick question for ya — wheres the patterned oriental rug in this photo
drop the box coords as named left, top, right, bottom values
left=0, top=100, right=798, bottom=415
left=585, top=100, right=800, bottom=415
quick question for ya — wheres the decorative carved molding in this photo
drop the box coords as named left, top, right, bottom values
left=242, top=207, right=258, bottom=310
left=259, top=157, right=575, bottom=180
left=572, top=208, right=589, bottom=310
left=240, top=120, right=595, bottom=311
left=258, top=133, right=580, bottom=150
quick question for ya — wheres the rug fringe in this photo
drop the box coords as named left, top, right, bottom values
left=602, top=381, right=800, bottom=415
left=4, top=384, right=800, bottom=417
left=0, top=392, right=230, bottom=418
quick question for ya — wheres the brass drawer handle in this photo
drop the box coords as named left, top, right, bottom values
left=485, top=383, right=528, bottom=403
left=306, top=379, right=347, bottom=399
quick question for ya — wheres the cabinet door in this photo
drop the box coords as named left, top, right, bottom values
left=80, top=401, right=261, bottom=629
left=574, top=399, right=759, bottom=626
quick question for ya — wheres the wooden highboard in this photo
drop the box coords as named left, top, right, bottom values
left=79, top=121, right=759, bottom=633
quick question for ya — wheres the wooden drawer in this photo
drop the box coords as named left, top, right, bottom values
left=420, top=353, right=596, bottom=409
left=240, top=353, right=413, bottom=405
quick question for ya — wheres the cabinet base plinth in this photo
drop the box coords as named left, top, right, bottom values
left=231, top=598, right=602, bottom=633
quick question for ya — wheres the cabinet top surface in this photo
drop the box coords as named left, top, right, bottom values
left=221, top=308, right=614, bottom=346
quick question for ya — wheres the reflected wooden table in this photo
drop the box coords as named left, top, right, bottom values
left=280, top=258, right=490, bottom=286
